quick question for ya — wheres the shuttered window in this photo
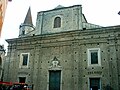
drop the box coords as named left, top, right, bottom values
left=91, top=52, right=98, bottom=64
left=88, top=48, right=101, bottom=66
left=54, top=17, right=61, bottom=28
left=22, top=54, right=28, bottom=66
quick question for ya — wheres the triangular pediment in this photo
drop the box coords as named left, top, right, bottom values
left=54, top=5, right=64, bottom=9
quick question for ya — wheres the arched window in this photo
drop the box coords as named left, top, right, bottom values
left=54, top=17, right=61, bottom=28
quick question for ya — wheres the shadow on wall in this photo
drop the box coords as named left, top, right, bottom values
left=0, top=57, right=2, bottom=66
left=103, top=84, right=113, bottom=90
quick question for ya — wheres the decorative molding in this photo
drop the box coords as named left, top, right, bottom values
left=87, top=48, right=101, bottom=67
left=47, top=56, right=63, bottom=90
left=48, top=56, right=62, bottom=70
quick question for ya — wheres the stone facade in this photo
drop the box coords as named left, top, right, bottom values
left=4, top=5, right=120, bottom=90
left=35, top=5, right=101, bottom=35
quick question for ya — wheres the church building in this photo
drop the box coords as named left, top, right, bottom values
left=3, top=5, right=120, bottom=90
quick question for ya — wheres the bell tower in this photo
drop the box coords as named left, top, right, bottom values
left=19, top=7, right=35, bottom=37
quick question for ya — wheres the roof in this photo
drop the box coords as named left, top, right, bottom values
left=54, top=5, right=64, bottom=9
left=23, top=7, right=33, bottom=25
left=38, top=5, right=82, bottom=13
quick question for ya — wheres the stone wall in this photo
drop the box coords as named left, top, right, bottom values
left=36, top=5, right=83, bottom=35
left=4, top=26, right=120, bottom=90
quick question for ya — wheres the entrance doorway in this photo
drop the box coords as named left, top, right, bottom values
left=89, top=78, right=100, bottom=90
left=49, top=70, right=61, bottom=90
left=19, top=77, right=26, bottom=83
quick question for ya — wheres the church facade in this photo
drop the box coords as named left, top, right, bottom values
left=3, top=5, right=120, bottom=90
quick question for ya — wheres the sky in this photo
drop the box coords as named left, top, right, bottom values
left=0, top=0, right=120, bottom=50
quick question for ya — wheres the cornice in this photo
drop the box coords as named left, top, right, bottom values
left=6, top=25, right=120, bottom=44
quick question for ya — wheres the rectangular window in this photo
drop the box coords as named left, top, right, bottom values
left=22, top=54, right=28, bottom=66
left=88, top=48, right=101, bottom=66
left=19, top=53, right=30, bottom=68
left=19, top=77, right=26, bottom=83
left=91, top=51, right=98, bottom=64
left=89, top=78, right=100, bottom=90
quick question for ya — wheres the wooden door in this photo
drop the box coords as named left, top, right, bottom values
left=49, top=70, right=61, bottom=90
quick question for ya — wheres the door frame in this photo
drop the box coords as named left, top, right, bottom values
left=47, top=70, right=62, bottom=90
left=88, top=77, right=101, bottom=90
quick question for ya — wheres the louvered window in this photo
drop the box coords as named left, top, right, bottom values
left=54, top=17, right=61, bottom=28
